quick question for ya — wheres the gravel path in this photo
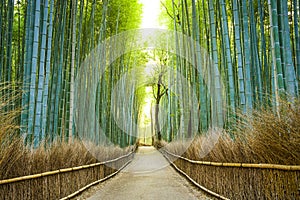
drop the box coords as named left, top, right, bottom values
left=74, top=146, right=215, bottom=200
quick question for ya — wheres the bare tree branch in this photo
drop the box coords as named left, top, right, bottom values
left=160, top=1, right=175, bottom=20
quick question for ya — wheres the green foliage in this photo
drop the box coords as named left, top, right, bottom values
left=160, top=0, right=300, bottom=134
left=1, top=0, right=300, bottom=147
left=0, top=0, right=143, bottom=147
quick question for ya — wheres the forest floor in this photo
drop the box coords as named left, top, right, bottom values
left=74, top=146, right=216, bottom=200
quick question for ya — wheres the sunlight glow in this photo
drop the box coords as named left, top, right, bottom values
left=139, top=0, right=165, bottom=29
left=139, top=87, right=153, bottom=128
left=138, top=87, right=154, bottom=145
left=144, top=60, right=157, bottom=76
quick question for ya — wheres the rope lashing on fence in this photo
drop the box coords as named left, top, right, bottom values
left=162, top=149, right=300, bottom=171
left=0, top=151, right=134, bottom=185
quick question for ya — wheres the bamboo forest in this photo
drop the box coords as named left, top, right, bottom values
left=0, top=0, right=299, bottom=199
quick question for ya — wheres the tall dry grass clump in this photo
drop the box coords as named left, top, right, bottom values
left=166, top=99, right=300, bottom=165
left=0, top=83, right=134, bottom=180
left=163, top=100, right=300, bottom=199
left=0, top=83, right=21, bottom=140
left=0, top=139, right=132, bottom=180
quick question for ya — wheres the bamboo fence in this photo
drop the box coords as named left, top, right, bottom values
left=162, top=149, right=300, bottom=200
left=0, top=151, right=134, bottom=199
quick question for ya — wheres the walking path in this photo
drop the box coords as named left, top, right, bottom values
left=77, top=146, right=215, bottom=200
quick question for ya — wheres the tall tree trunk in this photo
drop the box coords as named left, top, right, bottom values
left=233, top=0, right=246, bottom=113
left=34, top=0, right=49, bottom=144
left=241, top=0, right=253, bottom=111
left=258, top=0, right=270, bottom=107
left=294, top=0, right=300, bottom=92
left=6, top=0, right=14, bottom=84
left=281, top=0, right=297, bottom=97
left=208, top=0, right=223, bottom=127
left=220, top=0, right=236, bottom=114
left=27, top=0, right=41, bottom=147
left=69, top=0, right=78, bottom=142
left=155, top=74, right=163, bottom=141
left=21, top=0, right=33, bottom=140
left=249, top=0, right=263, bottom=106
left=192, top=0, right=208, bottom=131
left=0, top=0, right=4, bottom=81
left=268, top=0, right=285, bottom=96
left=42, top=0, right=54, bottom=141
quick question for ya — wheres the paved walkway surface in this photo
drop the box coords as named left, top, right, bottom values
left=76, top=146, right=215, bottom=200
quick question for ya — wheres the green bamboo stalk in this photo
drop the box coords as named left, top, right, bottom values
left=258, top=0, right=270, bottom=106
left=98, top=0, right=108, bottom=143
left=294, top=0, right=300, bottom=92
left=5, top=0, right=14, bottom=84
left=268, top=0, right=281, bottom=114
left=28, top=0, right=41, bottom=147
left=59, top=0, right=72, bottom=141
left=220, top=0, right=236, bottom=114
left=0, top=0, right=3, bottom=81
left=21, top=0, right=33, bottom=139
left=171, top=0, right=181, bottom=138
left=48, top=3, right=60, bottom=139
left=233, top=0, right=246, bottom=113
left=208, top=0, right=223, bottom=128
left=281, top=0, right=297, bottom=97
left=201, top=0, right=210, bottom=58
left=69, top=0, right=78, bottom=142
left=241, top=0, right=253, bottom=111
left=180, top=0, right=189, bottom=137
left=48, top=1, right=66, bottom=141
left=75, top=0, right=84, bottom=76
left=0, top=1, right=6, bottom=83
left=34, top=0, right=49, bottom=144
left=185, top=0, right=197, bottom=137
left=54, top=0, right=67, bottom=140
left=249, top=0, right=263, bottom=106
left=16, top=0, right=22, bottom=82
left=79, top=0, right=89, bottom=62
left=268, top=0, right=285, bottom=96
left=277, top=0, right=286, bottom=86
left=192, top=0, right=207, bottom=132
left=41, top=0, right=54, bottom=140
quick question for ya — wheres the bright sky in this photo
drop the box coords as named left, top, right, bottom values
left=138, top=87, right=153, bottom=144
left=139, top=0, right=164, bottom=29
left=138, top=0, right=165, bottom=141
left=139, top=86, right=153, bottom=128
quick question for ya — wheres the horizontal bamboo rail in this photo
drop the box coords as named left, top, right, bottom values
left=0, top=150, right=135, bottom=199
left=162, top=149, right=300, bottom=170
left=162, top=151, right=230, bottom=200
left=162, top=149, right=300, bottom=200
left=60, top=159, right=132, bottom=200
left=0, top=151, right=133, bottom=185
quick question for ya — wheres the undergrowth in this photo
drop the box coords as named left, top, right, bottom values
left=0, top=83, right=133, bottom=180
left=164, top=100, right=300, bottom=165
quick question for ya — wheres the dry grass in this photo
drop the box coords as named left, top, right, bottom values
left=0, top=83, right=21, bottom=140
left=0, top=138, right=133, bottom=180
left=0, top=138, right=134, bottom=199
left=162, top=100, right=300, bottom=199
left=165, top=99, right=300, bottom=165
left=0, top=83, right=134, bottom=180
